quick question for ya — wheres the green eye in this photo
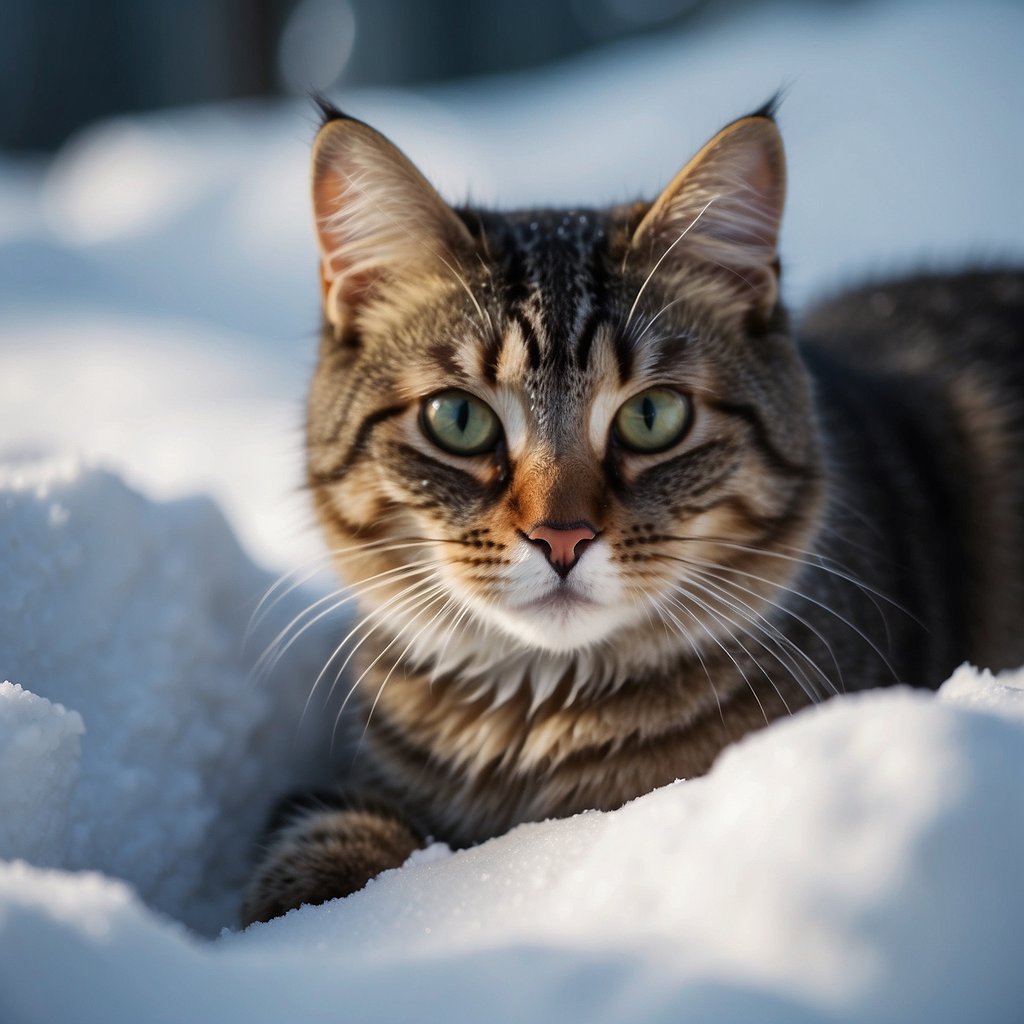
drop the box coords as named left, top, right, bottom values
left=422, top=390, right=501, bottom=455
left=614, top=388, right=691, bottom=453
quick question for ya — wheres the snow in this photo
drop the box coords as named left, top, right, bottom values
left=3, top=669, right=1024, bottom=1023
left=0, top=457, right=343, bottom=935
left=0, top=683, right=83, bottom=866
left=2, top=1, right=1024, bottom=1021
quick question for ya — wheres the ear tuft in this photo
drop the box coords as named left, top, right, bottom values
left=310, top=93, right=348, bottom=128
left=748, top=90, right=785, bottom=123
left=631, top=113, right=786, bottom=317
left=311, top=118, right=475, bottom=332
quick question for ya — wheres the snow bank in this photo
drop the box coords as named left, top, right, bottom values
left=2, top=663, right=1023, bottom=1024
left=0, top=457, right=341, bottom=935
left=0, top=312, right=318, bottom=569
left=0, top=683, right=83, bottom=866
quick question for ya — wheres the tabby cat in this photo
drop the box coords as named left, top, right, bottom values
left=240, top=99, right=1024, bottom=925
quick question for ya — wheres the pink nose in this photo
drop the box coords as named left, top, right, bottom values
left=527, top=523, right=597, bottom=577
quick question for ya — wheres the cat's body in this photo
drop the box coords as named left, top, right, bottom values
left=240, top=104, right=1024, bottom=925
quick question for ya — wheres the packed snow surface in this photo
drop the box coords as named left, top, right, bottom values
left=2, top=2, right=1023, bottom=1022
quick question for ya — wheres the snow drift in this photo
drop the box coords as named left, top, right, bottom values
left=2, top=1, right=1024, bottom=1021
left=0, top=458, right=341, bottom=935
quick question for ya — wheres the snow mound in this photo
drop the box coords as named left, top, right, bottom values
left=0, top=457, right=341, bottom=935
left=2, top=660, right=1024, bottom=1023
left=0, top=683, right=84, bottom=866
left=230, top=676, right=1024, bottom=1024
left=0, top=312, right=318, bottom=570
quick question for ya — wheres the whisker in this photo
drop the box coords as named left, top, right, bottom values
left=626, top=297, right=690, bottom=350
left=244, top=550, right=339, bottom=650
left=325, top=577, right=449, bottom=706
left=329, top=582, right=450, bottom=749
left=646, top=595, right=724, bottom=722
left=661, top=549, right=901, bottom=686
left=728, top=538, right=914, bottom=621
left=669, top=555, right=844, bottom=694
left=347, top=585, right=452, bottom=712
left=430, top=585, right=484, bottom=682
left=355, top=592, right=457, bottom=747
left=245, top=537, right=451, bottom=648
left=663, top=589, right=768, bottom=722
left=621, top=198, right=716, bottom=333
left=663, top=590, right=785, bottom=720
left=256, top=560, right=437, bottom=684
left=669, top=571, right=831, bottom=704
left=435, top=250, right=496, bottom=341
left=303, top=571, right=443, bottom=718
left=691, top=568, right=839, bottom=699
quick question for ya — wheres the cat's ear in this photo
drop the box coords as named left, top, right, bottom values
left=311, top=113, right=475, bottom=332
left=630, top=112, right=785, bottom=318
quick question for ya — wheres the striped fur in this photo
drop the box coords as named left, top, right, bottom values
left=240, top=107, right=1024, bottom=925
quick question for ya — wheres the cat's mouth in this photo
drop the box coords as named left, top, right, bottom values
left=518, top=588, right=597, bottom=614
left=479, top=581, right=630, bottom=653
left=509, top=581, right=606, bottom=630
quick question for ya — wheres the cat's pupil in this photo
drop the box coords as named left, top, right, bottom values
left=642, top=397, right=656, bottom=432
left=455, top=400, right=470, bottom=433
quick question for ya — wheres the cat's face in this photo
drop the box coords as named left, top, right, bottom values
left=306, top=109, right=823, bottom=666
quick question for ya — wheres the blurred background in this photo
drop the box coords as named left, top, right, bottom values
left=3, top=0, right=863, bottom=152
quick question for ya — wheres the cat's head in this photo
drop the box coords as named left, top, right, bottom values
left=305, top=103, right=823, bottom=672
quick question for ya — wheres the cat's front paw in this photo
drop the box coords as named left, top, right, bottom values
left=240, top=806, right=422, bottom=926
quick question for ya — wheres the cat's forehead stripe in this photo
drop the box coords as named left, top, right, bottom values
left=574, top=303, right=603, bottom=371
left=489, top=212, right=611, bottom=379
left=512, top=310, right=543, bottom=372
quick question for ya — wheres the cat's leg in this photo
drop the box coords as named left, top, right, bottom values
left=240, top=789, right=423, bottom=926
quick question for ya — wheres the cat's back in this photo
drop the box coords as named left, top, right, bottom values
left=799, top=269, right=1024, bottom=673
left=799, top=269, right=1024, bottom=375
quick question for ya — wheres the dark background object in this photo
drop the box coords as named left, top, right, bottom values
left=2, top=1, right=289, bottom=151
left=1, top=0, right=860, bottom=153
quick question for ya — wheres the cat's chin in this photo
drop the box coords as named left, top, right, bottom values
left=485, top=597, right=634, bottom=655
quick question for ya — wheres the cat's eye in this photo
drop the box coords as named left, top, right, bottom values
left=421, top=390, right=501, bottom=455
left=614, top=388, right=691, bottom=453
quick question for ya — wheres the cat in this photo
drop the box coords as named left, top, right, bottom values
left=240, top=98, right=1024, bottom=925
